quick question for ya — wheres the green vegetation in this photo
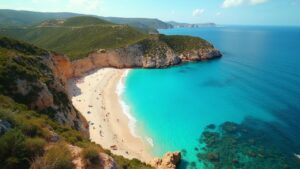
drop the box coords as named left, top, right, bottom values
left=31, top=142, right=74, bottom=169
left=0, top=9, right=80, bottom=28
left=0, top=16, right=148, bottom=60
left=139, top=36, right=171, bottom=58
left=0, top=15, right=214, bottom=61
left=0, top=36, right=153, bottom=169
left=0, top=129, right=40, bottom=169
left=81, top=145, right=101, bottom=166
left=0, top=36, right=51, bottom=105
left=109, top=153, right=154, bottom=169
left=63, top=16, right=111, bottom=26
left=0, top=9, right=172, bottom=33
left=159, top=34, right=213, bottom=53
left=103, top=17, right=173, bottom=33
left=0, top=94, right=153, bottom=169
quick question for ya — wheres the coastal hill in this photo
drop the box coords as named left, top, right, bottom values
left=0, top=16, right=148, bottom=60
left=0, top=16, right=221, bottom=72
left=102, top=17, right=173, bottom=33
left=0, top=9, right=171, bottom=33
left=0, top=9, right=80, bottom=28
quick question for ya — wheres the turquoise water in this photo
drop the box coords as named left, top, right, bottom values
left=123, top=26, right=300, bottom=168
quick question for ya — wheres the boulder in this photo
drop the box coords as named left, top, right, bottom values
left=150, top=152, right=181, bottom=169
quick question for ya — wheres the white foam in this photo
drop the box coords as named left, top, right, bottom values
left=116, top=69, right=139, bottom=137
left=146, top=137, right=154, bottom=147
left=116, top=69, right=155, bottom=147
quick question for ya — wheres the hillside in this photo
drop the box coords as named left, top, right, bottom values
left=102, top=17, right=173, bottom=33
left=0, top=9, right=80, bottom=28
left=0, top=16, right=221, bottom=63
left=0, top=36, right=154, bottom=169
left=0, top=9, right=173, bottom=33
left=0, top=16, right=148, bottom=60
left=0, top=36, right=87, bottom=132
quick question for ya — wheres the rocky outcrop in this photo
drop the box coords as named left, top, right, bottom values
left=68, top=145, right=117, bottom=169
left=179, top=48, right=222, bottom=61
left=52, top=40, right=221, bottom=78
left=41, top=54, right=89, bottom=137
left=150, top=152, right=181, bottom=169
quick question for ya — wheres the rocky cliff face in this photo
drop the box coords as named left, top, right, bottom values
left=53, top=38, right=222, bottom=78
left=40, top=54, right=89, bottom=136
left=150, top=152, right=181, bottom=169
left=0, top=36, right=89, bottom=137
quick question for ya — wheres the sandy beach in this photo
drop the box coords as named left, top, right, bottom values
left=68, top=68, right=153, bottom=162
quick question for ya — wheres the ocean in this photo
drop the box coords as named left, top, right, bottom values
left=122, top=26, right=300, bottom=168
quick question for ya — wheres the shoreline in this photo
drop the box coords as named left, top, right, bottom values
left=116, top=69, right=138, bottom=138
left=68, top=68, right=153, bottom=162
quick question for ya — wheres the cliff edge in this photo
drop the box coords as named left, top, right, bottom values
left=53, top=34, right=222, bottom=78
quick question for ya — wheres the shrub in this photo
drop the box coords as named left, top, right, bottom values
left=31, top=142, right=74, bottom=169
left=25, top=137, right=46, bottom=157
left=82, top=145, right=100, bottom=166
left=0, top=129, right=28, bottom=169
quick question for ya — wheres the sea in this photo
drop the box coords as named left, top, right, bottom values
left=120, top=26, right=300, bottom=168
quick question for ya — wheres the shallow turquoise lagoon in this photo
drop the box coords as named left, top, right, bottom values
left=123, top=26, right=300, bottom=168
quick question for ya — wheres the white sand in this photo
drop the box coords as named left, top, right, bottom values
left=68, top=68, right=153, bottom=162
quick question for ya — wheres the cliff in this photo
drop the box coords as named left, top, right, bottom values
left=52, top=35, right=222, bottom=78
left=0, top=36, right=89, bottom=136
left=150, top=152, right=181, bottom=169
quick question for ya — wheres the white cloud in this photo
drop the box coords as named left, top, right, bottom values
left=222, top=0, right=244, bottom=8
left=192, top=9, right=205, bottom=17
left=222, top=0, right=269, bottom=8
left=68, top=0, right=101, bottom=11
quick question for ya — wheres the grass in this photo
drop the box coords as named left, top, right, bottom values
left=0, top=94, right=154, bottom=169
left=31, top=142, right=74, bottom=169
left=0, top=37, right=51, bottom=105
left=0, top=16, right=148, bottom=60
left=81, top=145, right=101, bottom=166
left=0, top=16, right=215, bottom=61
left=62, top=16, right=112, bottom=26
left=159, top=34, right=213, bottom=53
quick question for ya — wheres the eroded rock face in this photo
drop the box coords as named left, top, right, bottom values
left=57, top=43, right=221, bottom=78
left=180, top=48, right=222, bottom=61
left=150, top=152, right=181, bottom=169
left=4, top=53, right=89, bottom=137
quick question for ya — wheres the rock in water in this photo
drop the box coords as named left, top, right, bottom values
left=150, top=152, right=181, bottom=169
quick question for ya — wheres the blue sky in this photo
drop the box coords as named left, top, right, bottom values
left=1, top=0, right=300, bottom=25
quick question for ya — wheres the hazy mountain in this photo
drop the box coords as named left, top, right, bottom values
left=0, top=9, right=80, bottom=27
left=0, top=9, right=172, bottom=33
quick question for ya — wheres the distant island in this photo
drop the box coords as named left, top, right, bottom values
left=167, top=21, right=217, bottom=28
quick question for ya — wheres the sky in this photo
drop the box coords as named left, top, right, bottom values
left=1, top=0, right=300, bottom=26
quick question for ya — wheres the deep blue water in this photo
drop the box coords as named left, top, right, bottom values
left=123, top=26, right=300, bottom=168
